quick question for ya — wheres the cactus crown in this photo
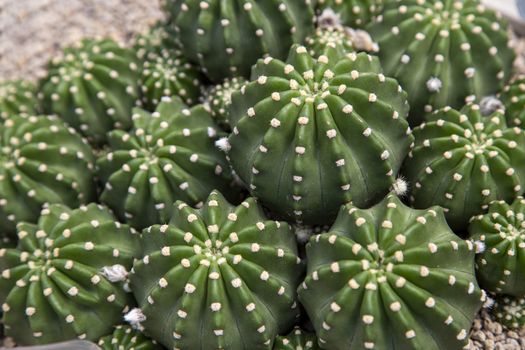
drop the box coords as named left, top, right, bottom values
left=0, top=114, right=96, bottom=237
left=97, top=96, right=238, bottom=230
left=130, top=190, right=302, bottom=349
left=98, top=325, right=162, bottom=350
left=39, top=38, right=139, bottom=144
left=493, top=296, right=525, bottom=330
left=403, top=103, right=525, bottom=231
left=227, top=43, right=412, bottom=224
left=0, top=80, right=38, bottom=120
left=298, top=194, right=483, bottom=350
left=273, top=327, right=320, bottom=350
left=469, top=197, right=525, bottom=296
left=202, top=77, right=246, bottom=130
left=0, top=203, right=140, bottom=345
left=367, top=0, right=515, bottom=123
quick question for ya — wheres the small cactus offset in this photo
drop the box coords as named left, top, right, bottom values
left=500, top=75, right=525, bottom=127
left=493, top=296, right=525, bottom=330
left=305, top=26, right=355, bottom=57
left=139, top=47, right=203, bottom=110
left=98, top=325, right=163, bottom=350
left=298, top=194, right=483, bottom=350
left=0, top=203, right=141, bottom=345
left=227, top=44, right=412, bottom=225
left=130, top=191, right=302, bottom=349
left=163, top=0, right=316, bottom=82
left=315, top=0, right=383, bottom=28
left=0, top=80, right=38, bottom=120
left=202, top=77, right=246, bottom=130
left=134, top=24, right=179, bottom=60
left=97, top=96, right=239, bottom=230
left=0, top=114, right=96, bottom=237
left=403, top=103, right=525, bottom=231
left=367, top=0, right=515, bottom=123
left=39, top=38, right=139, bottom=144
left=469, top=197, right=525, bottom=296
left=273, top=327, right=320, bottom=350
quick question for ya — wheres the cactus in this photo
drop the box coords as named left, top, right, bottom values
left=134, top=24, right=179, bottom=60
left=0, top=203, right=141, bottom=345
left=227, top=44, right=412, bottom=225
left=39, top=38, right=139, bottom=144
left=273, top=327, right=319, bottom=350
left=500, top=75, right=525, bottom=127
left=202, top=77, right=246, bottom=130
left=403, top=103, right=525, bottom=231
left=315, top=0, right=382, bottom=28
left=493, top=296, right=525, bottom=330
left=96, top=96, right=239, bottom=230
left=98, top=325, right=162, bottom=350
left=0, top=114, right=96, bottom=237
left=298, top=194, right=483, bottom=350
left=367, top=0, right=515, bottom=124
left=139, top=47, right=203, bottom=110
left=163, top=0, right=316, bottom=82
left=129, top=190, right=302, bottom=349
left=0, top=80, right=38, bottom=120
left=469, top=197, right=525, bottom=296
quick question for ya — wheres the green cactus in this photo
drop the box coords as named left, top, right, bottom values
left=493, top=295, right=525, bottom=330
left=0, top=114, right=96, bottom=238
left=0, top=203, right=141, bottom=345
left=403, top=103, right=525, bottom=231
left=134, top=24, right=179, bottom=61
left=202, top=77, right=246, bottom=130
left=0, top=80, right=38, bottom=120
left=98, top=325, right=163, bottom=350
left=39, top=38, right=140, bottom=144
left=298, top=194, right=483, bottom=350
left=227, top=43, right=412, bottom=225
left=500, top=75, right=525, bottom=128
left=97, top=97, right=239, bottom=230
left=367, top=0, right=515, bottom=124
left=139, top=47, right=203, bottom=110
left=163, top=0, right=316, bottom=82
left=315, top=0, right=383, bottom=28
left=305, top=26, right=355, bottom=57
left=273, top=327, right=320, bottom=350
left=129, top=190, right=302, bottom=349
left=469, top=197, right=525, bottom=296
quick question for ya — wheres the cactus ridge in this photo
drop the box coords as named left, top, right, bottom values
left=0, top=80, right=38, bottom=120
left=403, top=103, right=525, bottom=231
left=227, top=43, right=412, bottom=225
left=98, top=325, right=162, bottom=350
left=130, top=190, right=303, bottom=349
left=0, top=203, right=140, bottom=345
left=0, top=114, right=96, bottom=237
left=39, top=38, right=140, bottom=144
left=273, top=327, right=320, bottom=350
left=97, top=96, right=238, bottom=230
left=469, top=197, right=525, bottom=296
left=500, top=74, right=525, bottom=128
left=367, top=0, right=515, bottom=124
left=298, top=194, right=483, bottom=350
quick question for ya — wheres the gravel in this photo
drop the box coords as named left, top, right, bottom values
left=0, top=1, right=524, bottom=349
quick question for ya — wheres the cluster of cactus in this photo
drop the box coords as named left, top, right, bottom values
left=3, top=0, right=525, bottom=347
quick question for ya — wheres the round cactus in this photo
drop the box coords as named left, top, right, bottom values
left=0, top=114, right=96, bottom=237
left=202, top=77, right=246, bottom=130
left=139, top=47, right=203, bottom=110
left=298, top=194, right=483, bottom=350
left=273, top=327, right=319, bottom=350
left=315, top=0, right=382, bottom=28
left=0, top=80, right=38, bottom=120
left=227, top=44, right=412, bottom=225
left=39, top=38, right=140, bottom=144
left=403, top=103, right=525, bottom=231
left=493, top=295, right=525, bottom=330
left=500, top=75, right=525, bottom=127
left=163, top=0, right=316, bottom=82
left=367, top=0, right=515, bottom=124
left=96, top=96, right=239, bottom=230
left=130, top=190, right=302, bottom=349
left=0, top=203, right=141, bottom=345
left=98, top=325, right=162, bottom=350
left=469, top=197, right=525, bottom=296
left=134, top=24, right=179, bottom=60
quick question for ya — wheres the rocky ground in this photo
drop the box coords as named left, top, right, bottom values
left=0, top=1, right=524, bottom=349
